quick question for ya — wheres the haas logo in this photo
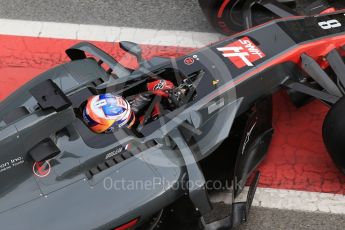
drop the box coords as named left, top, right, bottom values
left=217, top=37, right=265, bottom=68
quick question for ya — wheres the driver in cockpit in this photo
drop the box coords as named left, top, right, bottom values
left=82, top=79, right=175, bottom=133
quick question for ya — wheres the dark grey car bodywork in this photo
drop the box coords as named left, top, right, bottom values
left=1, top=11, right=345, bottom=229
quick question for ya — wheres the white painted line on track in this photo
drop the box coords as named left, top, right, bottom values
left=0, top=19, right=224, bottom=48
left=211, top=187, right=345, bottom=214
left=0, top=18, right=344, bottom=215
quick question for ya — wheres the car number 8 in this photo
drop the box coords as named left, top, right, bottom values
left=318, top=19, right=342, bottom=30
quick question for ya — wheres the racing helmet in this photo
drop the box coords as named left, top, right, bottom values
left=83, top=93, right=134, bottom=133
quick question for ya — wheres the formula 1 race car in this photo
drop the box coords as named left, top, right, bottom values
left=1, top=10, right=345, bottom=230
left=199, top=0, right=344, bottom=35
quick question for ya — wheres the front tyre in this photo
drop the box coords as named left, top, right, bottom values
left=198, top=0, right=297, bottom=35
left=198, top=0, right=247, bottom=35
left=323, top=97, right=345, bottom=174
left=198, top=0, right=343, bottom=35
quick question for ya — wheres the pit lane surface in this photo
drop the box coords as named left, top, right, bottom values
left=0, top=0, right=213, bottom=32
left=0, top=1, right=345, bottom=229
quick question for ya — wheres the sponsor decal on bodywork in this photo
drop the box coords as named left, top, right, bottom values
left=105, top=146, right=124, bottom=160
left=217, top=37, right=265, bottom=68
left=105, top=144, right=130, bottom=160
left=184, top=57, right=195, bottom=65
left=0, top=156, right=25, bottom=173
left=33, top=161, right=51, bottom=178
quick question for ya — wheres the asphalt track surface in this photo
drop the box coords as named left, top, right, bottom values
left=0, top=0, right=345, bottom=229
left=238, top=207, right=345, bottom=230
left=0, top=0, right=214, bottom=32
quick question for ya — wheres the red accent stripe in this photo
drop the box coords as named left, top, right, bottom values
left=209, top=33, right=345, bottom=101
left=320, top=8, right=337, bottom=15
left=217, top=0, right=231, bottom=18
left=113, top=218, right=139, bottom=230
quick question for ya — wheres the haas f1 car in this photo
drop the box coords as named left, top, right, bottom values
left=1, top=10, right=345, bottom=230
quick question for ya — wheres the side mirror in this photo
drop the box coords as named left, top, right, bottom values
left=120, top=41, right=144, bottom=64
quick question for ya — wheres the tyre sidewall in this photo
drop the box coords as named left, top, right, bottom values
left=323, top=97, right=345, bottom=174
